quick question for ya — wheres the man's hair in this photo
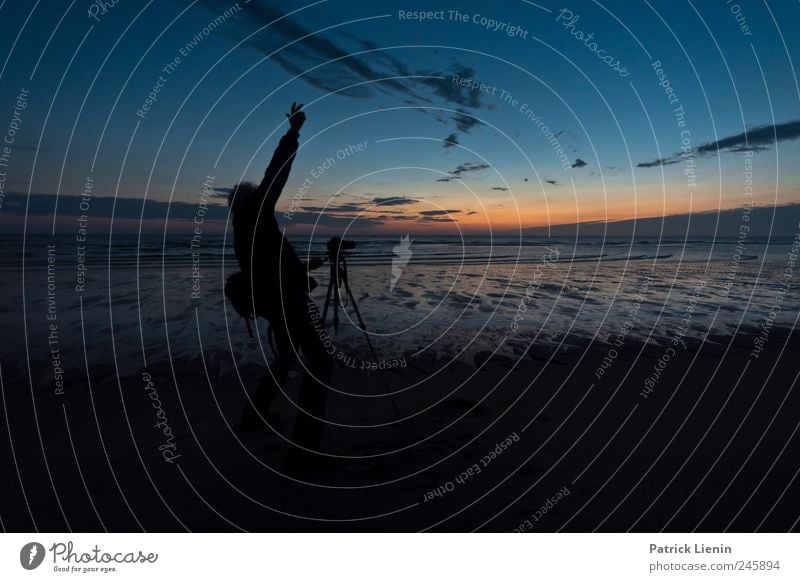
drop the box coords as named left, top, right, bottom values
left=228, top=181, right=258, bottom=214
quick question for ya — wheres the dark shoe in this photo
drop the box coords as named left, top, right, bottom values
left=285, top=447, right=332, bottom=473
left=239, top=402, right=267, bottom=431
left=239, top=379, right=280, bottom=431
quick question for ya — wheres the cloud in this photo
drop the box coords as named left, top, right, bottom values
left=452, top=109, right=482, bottom=133
left=466, top=210, right=478, bottom=215
left=418, top=65, right=483, bottom=108
left=9, top=192, right=230, bottom=220
left=435, top=162, right=491, bottom=182
left=195, top=3, right=498, bottom=117
left=636, top=157, right=681, bottom=168
left=696, top=119, right=800, bottom=154
left=637, top=119, right=800, bottom=167
left=375, top=213, right=417, bottom=221
left=196, top=1, right=419, bottom=100
left=280, top=211, right=386, bottom=228
left=451, top=162, right=490, bottom=176
left=371, top=196, right=419, bottom=206
left=211, top=187, right=238, bottom=199
left=443, top=133, right=460, bottom=148
left=571, top=158, right=587, bottom=168
left=287, top=196, right=421, bottom=218
left=7, top=191, right=462, bottom=233
left=345, top=35, right=414, bottom=78
left=301, top=203, right=363, bottom=213
left=419, top=209, right=461, bottom=216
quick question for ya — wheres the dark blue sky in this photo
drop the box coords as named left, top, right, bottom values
left=1, top=0, right=798, bottom=233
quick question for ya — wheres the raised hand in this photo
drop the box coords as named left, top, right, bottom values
left=287, top=102, right=306, bottom=131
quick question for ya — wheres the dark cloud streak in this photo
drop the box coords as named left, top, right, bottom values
left=637, top=119, right=800, bottom=167
left=443, top=133, right=460, bottom=148
left=419, top=209, right=461, bottom=216
left=371, top=196, right=419, bottom=206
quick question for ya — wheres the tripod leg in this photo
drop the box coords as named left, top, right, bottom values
left=342, top=277, right=400, bottom=418
left=343, top=277, right=368, bottom=332
left=333, top=269, right=341, bottom=333
left=321, top=277, right=334, bottom=326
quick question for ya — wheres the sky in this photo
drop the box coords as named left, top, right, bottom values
left=0, top=0, right=799, bottom=235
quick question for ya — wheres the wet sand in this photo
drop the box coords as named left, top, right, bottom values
left=2, top=328, right=798, bottom=532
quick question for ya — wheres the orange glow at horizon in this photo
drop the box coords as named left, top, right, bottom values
left=367, top=187, right=737, bottom=233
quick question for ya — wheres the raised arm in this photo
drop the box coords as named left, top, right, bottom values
left=257, top=102, right=306, bottom=213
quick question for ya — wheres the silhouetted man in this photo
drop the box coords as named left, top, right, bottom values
left=229, top=102, right=331, bottom=457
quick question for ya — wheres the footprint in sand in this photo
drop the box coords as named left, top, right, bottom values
left=437, top=398, right=488, bottom=415
left=390, top=287, right=413, bottom=298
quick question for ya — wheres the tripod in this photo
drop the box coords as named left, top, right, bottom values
left=321, top=249, right=400, bottom=418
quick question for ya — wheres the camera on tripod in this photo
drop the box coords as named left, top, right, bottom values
left=326, top=236, right=356, bottom=260
left=320, top=236, right=399, bottom=416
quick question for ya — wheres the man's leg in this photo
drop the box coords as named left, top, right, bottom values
left=288, top=297, right=333, bottom=452
left=240, top=320, right=297, bottom=430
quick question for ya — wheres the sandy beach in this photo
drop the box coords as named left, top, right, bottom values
left=2, top=244, right=798, bottom=531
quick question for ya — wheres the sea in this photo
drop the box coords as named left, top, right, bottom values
left=1, top=233, right=797, bottom=388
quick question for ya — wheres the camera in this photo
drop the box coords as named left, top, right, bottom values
left=326, top=236, right=357, bottom=256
